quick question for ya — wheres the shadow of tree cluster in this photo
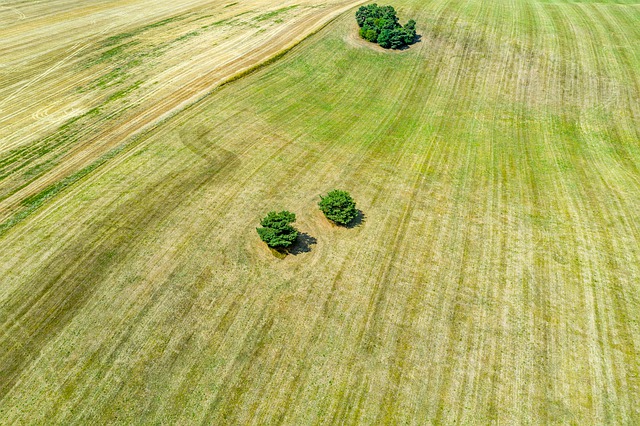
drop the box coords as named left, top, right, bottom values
left=392, top=34, right=422, bottom=51
left=266, top=211, right=365, bottom=258
left=288, top=232, right=318, bottom=255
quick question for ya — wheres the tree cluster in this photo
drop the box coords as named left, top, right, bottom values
left=356, top=4, right=416, bottom=49
left=257, top=191, right=359, bottom=252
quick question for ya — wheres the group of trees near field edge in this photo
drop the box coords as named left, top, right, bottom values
left=356, top=4, right=417, bottom=49
left=257, top=190, right=358, bottom=251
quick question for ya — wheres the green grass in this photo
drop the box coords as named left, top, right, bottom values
left=0, top=107, right=102, bottom=200
left=254, top=5, right=299, bottom=21
left=106, top=81, right=143, bottom=102
left=103, top=15, right=189, bottom=47
left=96, top=42, right=139, bottom=64
left=0, top=144, right=126, bottom=236
left=174, top=30, right=201, bottom=42
left=1, top=0, right=640, bottom=423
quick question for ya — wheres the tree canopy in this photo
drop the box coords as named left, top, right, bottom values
left=256, top=211, right=299, bottom=249
left=319, top=190, right=358, bottom=226
left=356, top=4, right=417, bottom=49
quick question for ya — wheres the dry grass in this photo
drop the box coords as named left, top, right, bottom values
left=0, top=0, right=361, bottom=227
left=1, top=0, right=640, bottom=423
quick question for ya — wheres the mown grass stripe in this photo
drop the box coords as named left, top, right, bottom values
left=0, top=145, right=125, bottom=237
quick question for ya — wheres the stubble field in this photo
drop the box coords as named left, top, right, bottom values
left=1, top=0, right=640, bottom=423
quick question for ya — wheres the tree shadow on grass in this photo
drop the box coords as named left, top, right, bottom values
left=288, top=232, right=317, bottom=255
left=345, top=209, right=366, bottom=229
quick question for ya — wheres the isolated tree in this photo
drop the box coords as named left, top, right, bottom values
left=257, top=211, right=299, bottom=249
left=319, top=190, right=358, bottom=226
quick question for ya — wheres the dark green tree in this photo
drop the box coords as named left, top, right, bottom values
left=403, top=19, right=416, bottom=43
left=356, top=4, right=378, bottom=27
left=256, top=211, right=299, bottom=248
left=390, top=28, right=405, bottom=49
left=319, top=190, right=358, bottom=226
left=379, top=6, right=399, bottom=29
left=359, top=27, right=378, bottom=42
left=405, top=19, right=416, bottom=30
left=377, top=29, right=392, bottom=48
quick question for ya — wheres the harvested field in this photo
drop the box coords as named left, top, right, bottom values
left=0, top=0, right=361, bottom=226
left=1, top=0, right=640, bottom=423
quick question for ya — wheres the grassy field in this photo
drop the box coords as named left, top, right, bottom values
left=0, top=0, right=360, bottom=227
left=1, top=0, right=640, bottom=423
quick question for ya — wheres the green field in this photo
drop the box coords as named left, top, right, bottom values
left=1, top=0, right=640, bottom=423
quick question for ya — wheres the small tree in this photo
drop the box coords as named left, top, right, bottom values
left=257, top=211, right=299, bottom=249
left=319, top=190, right=358, bottom=226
